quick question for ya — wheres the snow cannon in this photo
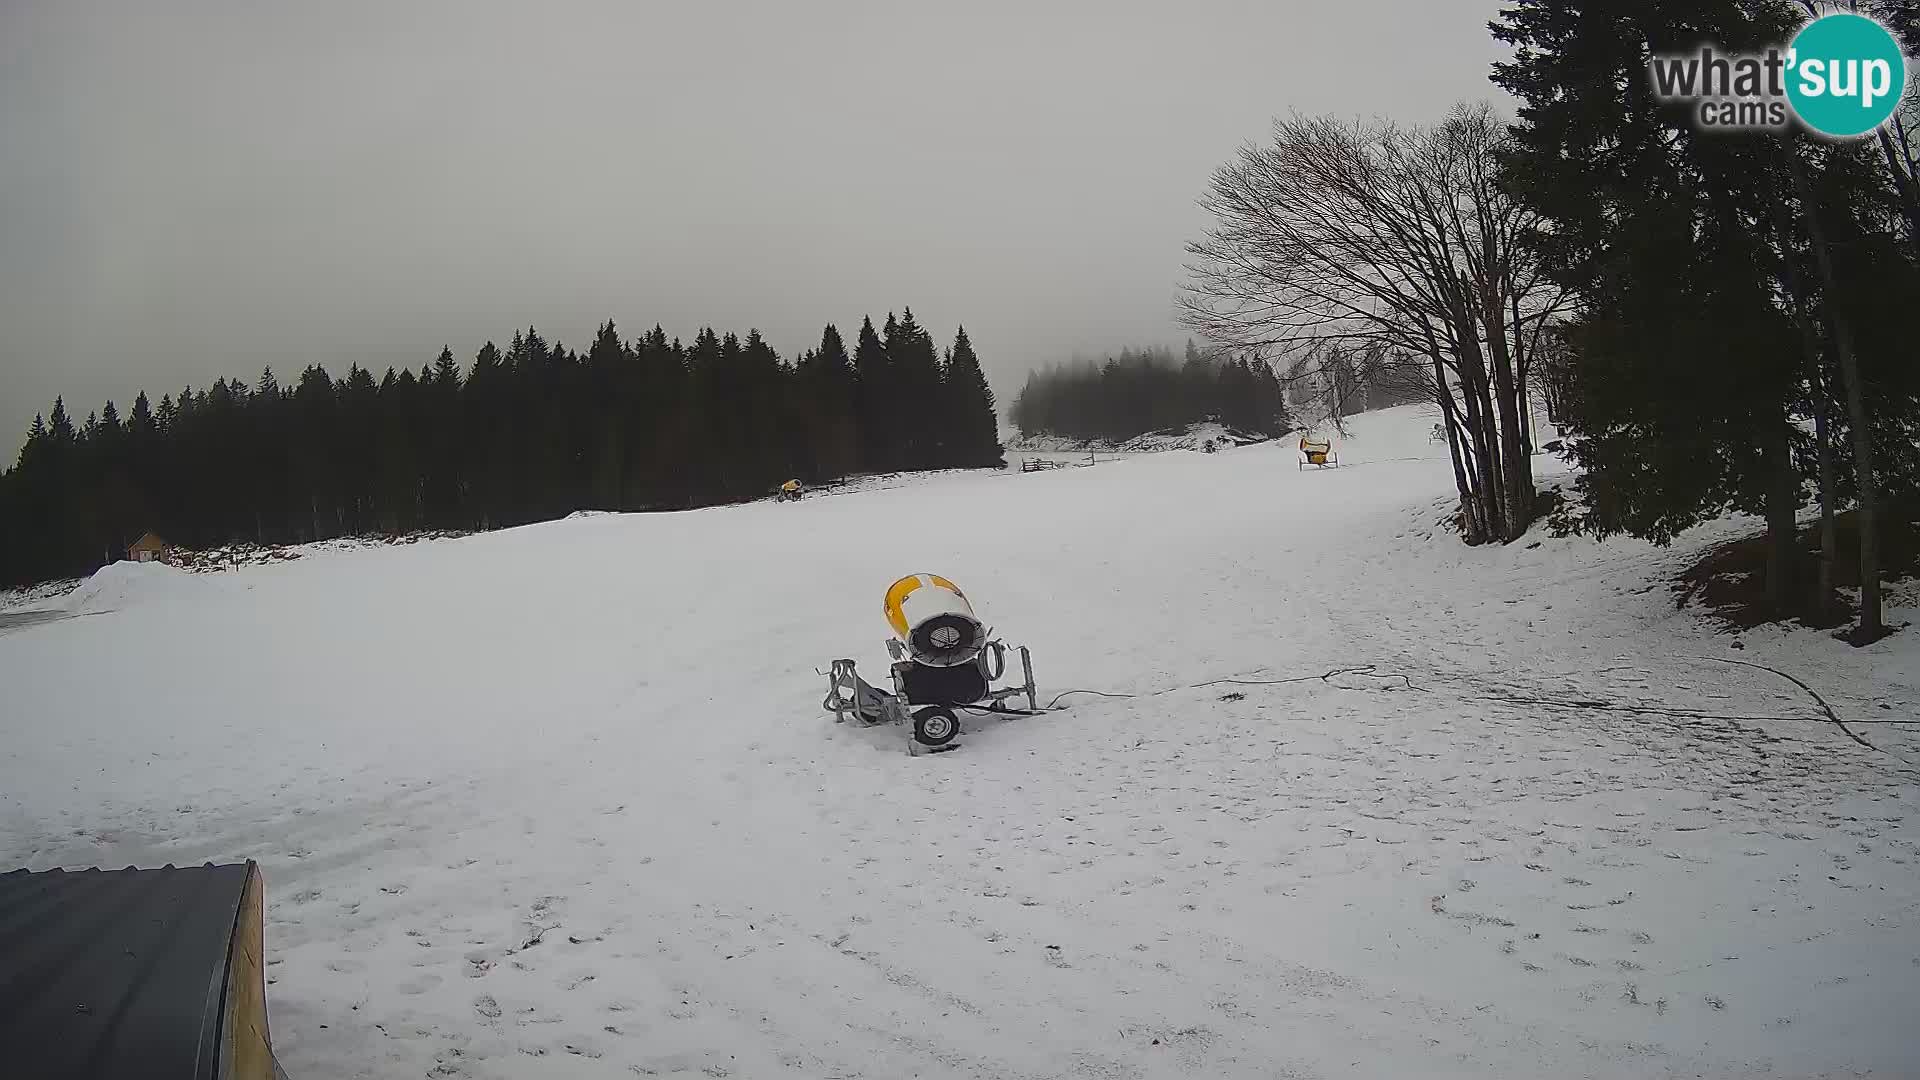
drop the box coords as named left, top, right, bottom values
left=883, top=574, right=987, bottom=667
left=822, top=574, right=1040, bottom=753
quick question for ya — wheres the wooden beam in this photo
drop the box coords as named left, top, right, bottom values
left=220, top=861, right=276, bottom=1080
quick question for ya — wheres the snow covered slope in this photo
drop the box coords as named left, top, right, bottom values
left=3, top=404, right=1915, bottom=1080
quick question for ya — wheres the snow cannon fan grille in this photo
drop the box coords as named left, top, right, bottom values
left=908, top=613, right=987, bottom=668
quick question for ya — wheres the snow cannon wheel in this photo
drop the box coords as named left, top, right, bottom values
left=912, top=706, right=960, bottom=747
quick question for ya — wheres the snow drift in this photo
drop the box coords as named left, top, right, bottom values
left=61, top=559, right=210, bottom=614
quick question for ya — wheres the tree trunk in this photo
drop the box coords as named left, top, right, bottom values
left=1765, top=163, right=1835, bottom=623
left=1760, top=405, right=1800, bottom=614
left=1449, top=302, right=1508, bottom=541
left=1433, top=355, right=1484, bottom=542
left=1790, top=309, right=1842, bottom=625
left=1469, top=376, right=1506, bottom=538
left=1876, top=125, right=1920, bottom=257
left=1482, top=294, right=1534, bottom=540
left=1813, top=372, right=1838, bottom=621
left=1511, top=292, right=1537, bottom=457
left=1788, top=148, right=1884, bottom=641
left=1453, top=361, right=1498, bottom=541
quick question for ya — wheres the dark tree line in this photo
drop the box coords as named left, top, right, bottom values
left=1494, top=0, right=1920, bottom=639
left=0, top=309, right=1003, bottom=586
left=1009, top=342, right=1291, bottom=443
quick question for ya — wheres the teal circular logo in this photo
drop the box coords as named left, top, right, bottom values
left=1787, top=13, right=1908, bottom=138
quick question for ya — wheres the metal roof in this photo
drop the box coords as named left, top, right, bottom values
left=0, top=862, right=255, bottom=1080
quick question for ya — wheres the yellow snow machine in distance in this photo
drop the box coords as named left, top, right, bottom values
left=1299, top=437, right=1338, bottom=470
left=822, top=574, right=1038, bottom=754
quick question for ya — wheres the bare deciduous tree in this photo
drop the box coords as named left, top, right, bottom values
left=1182, top=103, right=1568, bottom=543
left=1799, top=0, right=1920, bottom=254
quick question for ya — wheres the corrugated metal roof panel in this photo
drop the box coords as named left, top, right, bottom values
left=0, top=862, right=254, bottom=1080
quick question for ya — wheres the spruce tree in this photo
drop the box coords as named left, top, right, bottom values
left=464, top=341, right=508, bottom=524
left=1250, top=361, right=1288, bottom=436
left=889, top=308, right=945, bottom=467
left=49, top=397, right=74, bottom=443
left=685, top=327, right=726, bottom=498
left=129, top=393, right=154, bottom=439
left=586, top=322, right=628, bottom=509
left=290, top=365, right=337, bottom=539
left=419, top=347, right=464, bottom=524
left=337, top=365, right=381, bottom=532
left=943, top=327, right=1003, bottom=466
left=1492, top=0, right=1815, bottom=610
left=629, top=325, right=687, bottom=509
left=431, top=346, right=461, bottom=388
left=799, top=324, right=860, bottom=480
left=741, top=328, right=790, bottom=489
left=853, top=316, right=894, bottom=471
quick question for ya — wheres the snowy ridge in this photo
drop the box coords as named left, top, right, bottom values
left=1116, top=420, right=1268, bottom=453
left=0, top=577, right=83, bottom=614
left=1005, top=419, right=1271, bottom=456
left=60, top=559, right=213, bottom=614
left=2, top=402, right=1915, bottom=1080
left=169, top=532, right=474, bottom=573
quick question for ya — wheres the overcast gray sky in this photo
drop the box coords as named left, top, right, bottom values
left=0, top=0, right=1509, bottom=452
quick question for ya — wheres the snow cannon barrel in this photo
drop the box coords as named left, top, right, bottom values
left=884, top=574, right=988, bottom=667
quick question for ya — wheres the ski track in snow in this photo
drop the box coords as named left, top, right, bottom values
left=4, top=405, right=1917, bottom=1079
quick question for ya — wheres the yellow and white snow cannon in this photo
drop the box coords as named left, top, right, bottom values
left=823, top=574, right=1039, bottom=752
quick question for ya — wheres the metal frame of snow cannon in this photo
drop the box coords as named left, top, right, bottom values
left=822, top=639, right=1037, bottom=755
left=824, top=574, right=1040, bottom=754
